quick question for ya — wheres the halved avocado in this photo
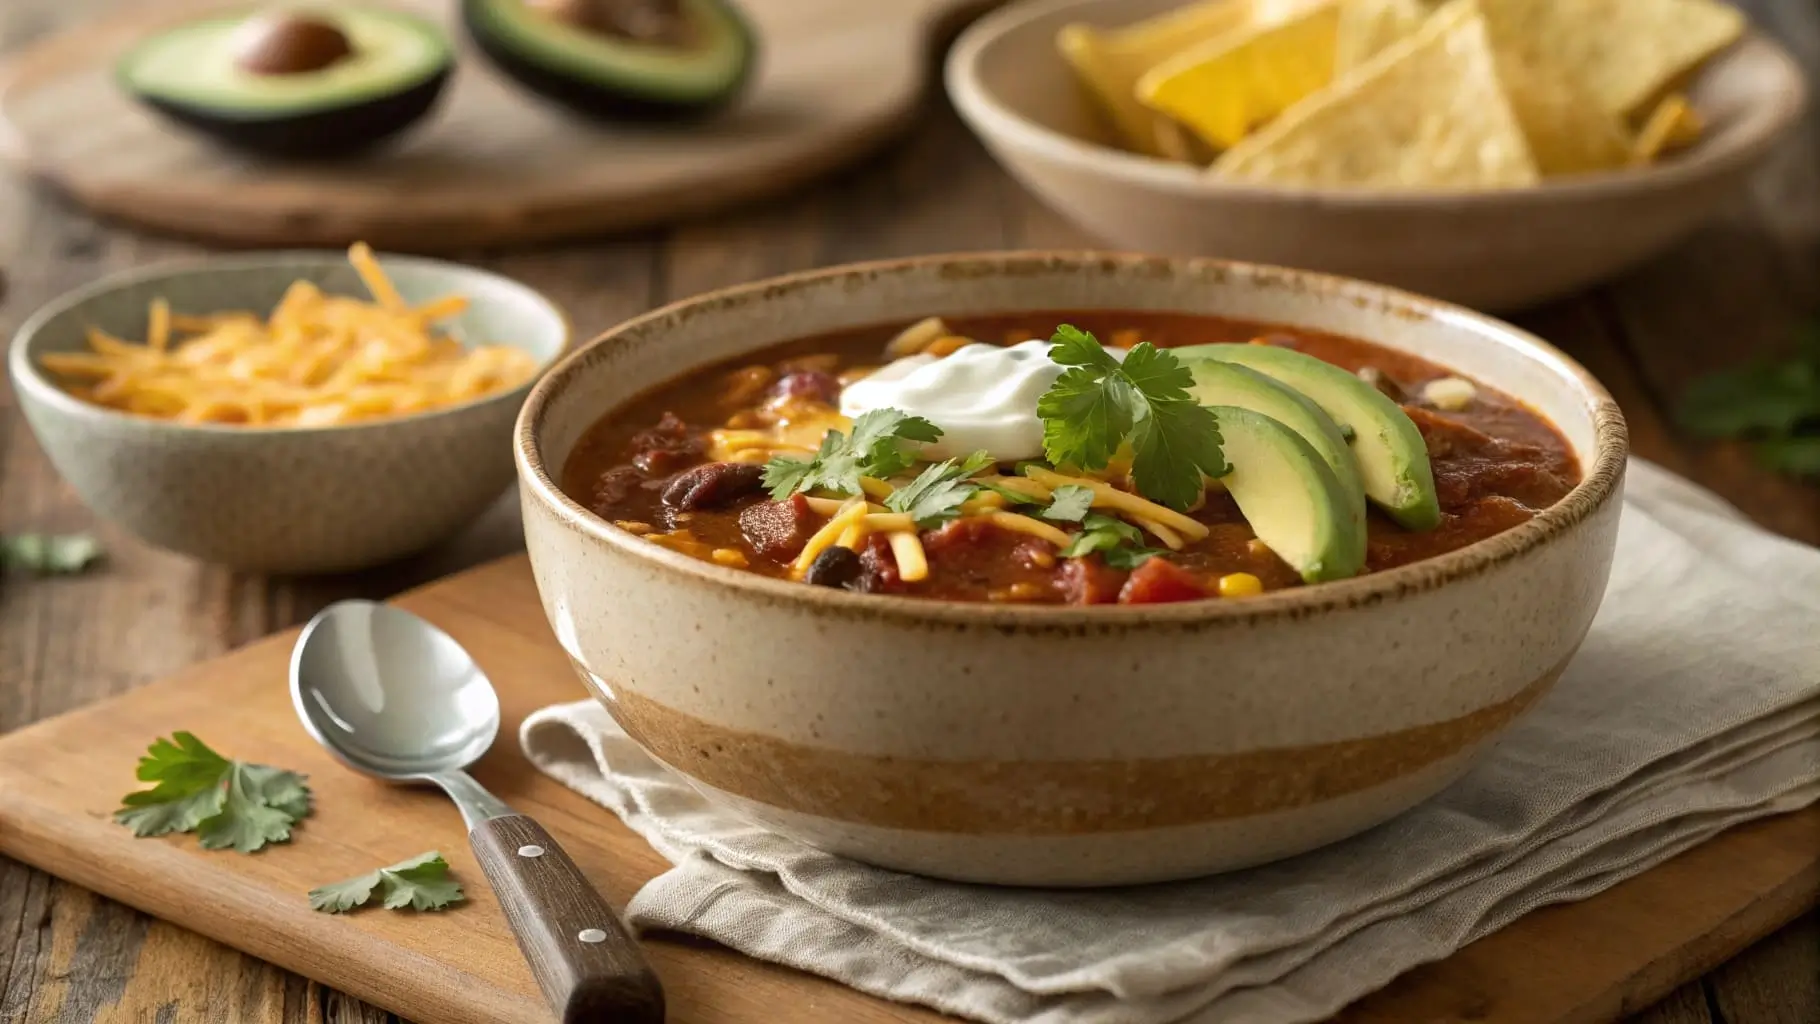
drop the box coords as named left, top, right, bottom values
left=1183, top=357, right=1366, bottom=524
left=463, top=0, right=757, bottom=121
left=1181, top=343, right=1441, bottom=531
left=117, top=8, right=452, bottom=159
left=1211, top=406, right=1366, bottom=584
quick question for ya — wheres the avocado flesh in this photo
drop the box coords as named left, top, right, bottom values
left=117, top=9, right=452, bottom=158
left=1183, top=357, right=1366, bottom=525
left=1180, top=343, right=1442, bottom=531
left=464, top=0, right=756, bottom=120
left=1211, top=406, right=1366, bottom=584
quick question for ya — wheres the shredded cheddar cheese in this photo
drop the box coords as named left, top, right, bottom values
left=888, top=530, right=929, bottom=582
left=1022, top=467, right=1210, bottom=541
left=39, top=243, right=539, bottom=427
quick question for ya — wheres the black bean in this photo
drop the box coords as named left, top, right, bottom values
left=661, top=462, right=765, bottom=510
left=803, top=546, right=863, bottom=589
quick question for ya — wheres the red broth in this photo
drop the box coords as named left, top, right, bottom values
left=561, top=313, right=1580, bottom=604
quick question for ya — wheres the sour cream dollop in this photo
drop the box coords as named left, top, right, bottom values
left=839, top=340, right=1121, bottom=462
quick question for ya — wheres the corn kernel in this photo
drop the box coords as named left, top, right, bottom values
left=1218, top=572, right=1263, bottom=598
left=1246, top=538, right=1273, bottom=559
left=1422, top=376, right=1477, bottom=411
left=710, top=548, right=749, bottom=568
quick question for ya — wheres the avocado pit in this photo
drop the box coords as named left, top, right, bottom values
left=232, top=12, right=356, bottom=76
left=526, top=0, right=696, bottom=48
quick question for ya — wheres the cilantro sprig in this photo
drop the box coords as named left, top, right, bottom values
left=114, top=733, right=312, bottom=853
left=1059, top=512, right=1166, bottom=568
left=885, top=451, right=996, bottom=527
left=763, top=409, right=941, bottom=499
left=1678, top=324, right=1820, bottom=480
left=1037, top=326, right=1227, bottom=511
left=309, top=851, right=464, bottom=913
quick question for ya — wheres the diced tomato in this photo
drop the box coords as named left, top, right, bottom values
left=856, top=534, right=904, bottom=593
left=1057, top=556, right=1127, bottom=605
left=1118, top=558, right=1205, bottom=604
left=921, top=516, right=997, bottom=556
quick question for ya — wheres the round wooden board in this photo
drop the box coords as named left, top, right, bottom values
left=0, top=0, right=987, bottom=251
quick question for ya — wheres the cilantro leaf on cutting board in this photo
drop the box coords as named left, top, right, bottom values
left=309, top=851, right=464, bottom=913
left=1678, top=323, right=1820, bottom=481
left=115, top=732, right=312, bottom=852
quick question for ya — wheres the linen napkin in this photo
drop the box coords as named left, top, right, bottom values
left=522, top=459, right=1820, bottom=1024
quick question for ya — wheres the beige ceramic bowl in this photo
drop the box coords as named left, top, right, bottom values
left=9, top=253, right=569, bottom=575
left=516, top=252, right=1628, bottom=886
left=946, top=0, right=1807, bottom=311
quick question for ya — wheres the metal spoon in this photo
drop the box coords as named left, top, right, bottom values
left=290, top=599, right=664, bottom=1024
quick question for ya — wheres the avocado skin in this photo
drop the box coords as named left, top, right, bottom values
left=462, top=0, right=756, bottom=122
left=131, top=68, right=451, bottom=160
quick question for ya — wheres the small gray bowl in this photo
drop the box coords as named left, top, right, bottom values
left=8, top=252, right=570, bottom=575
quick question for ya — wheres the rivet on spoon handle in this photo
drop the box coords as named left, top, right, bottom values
left=470, top=814, right=664, bottom=1024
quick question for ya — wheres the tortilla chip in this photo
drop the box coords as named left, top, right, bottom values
left=1211, top=0, right=1539, bottom=189
left=1138, top=2, right=1344, bottom=150
left=1495, top=57, right=1633, bottom=175
left=1633, top=92, right=1705, bottom=162
left=1057, top=2, right=1254, bottom=156
left=1475, top=0, right=1744, bottom=117
left=1335, top=0, right=1427, bottom=75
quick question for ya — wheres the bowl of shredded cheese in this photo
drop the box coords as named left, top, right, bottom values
left=8, top=245, right=568, bottom=574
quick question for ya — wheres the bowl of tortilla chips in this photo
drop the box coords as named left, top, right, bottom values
left=947, top=0, right=1805, bottom=309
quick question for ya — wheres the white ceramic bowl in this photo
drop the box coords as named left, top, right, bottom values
left=946, top=0, right=1807, bottom=311
left=9, top=252, right=569, bottom=575
left=517, top=252, right=1628, bottom=886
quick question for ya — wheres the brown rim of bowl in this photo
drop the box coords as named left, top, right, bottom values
left=515, top=251, right=1629, bottom=630
left=7, top=250, right=574, bottom=438
left=944, top=0, right=1808, bottom=205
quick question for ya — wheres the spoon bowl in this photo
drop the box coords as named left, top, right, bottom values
left=292, top=600, right=500, bottom=780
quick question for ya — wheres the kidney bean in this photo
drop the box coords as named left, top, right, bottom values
left=661, top=462, right=765, bottom=510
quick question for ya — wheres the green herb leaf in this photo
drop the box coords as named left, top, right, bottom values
left=1040, top=485, right=1095, bottom=523
left=885, top=451, right=996, bottom=528
left=763, top=409, right=943, bottom=499
left=975, top=480, right=1041, bottom=506
left=1678, top=360, right=1820, bottom=438
left=1036, top=327, right=1226, bottom=511
left=0, top=533, right=102, bottom=574
left=114, top=733, right=311, bottom=852
left=309, top=851, right=464, bottom=914
left=1059, top=512, right=1149, bottom=560
left=1103, top=545, right=1169, bottom=570
left=1756, top=435, right=1820, bottom=478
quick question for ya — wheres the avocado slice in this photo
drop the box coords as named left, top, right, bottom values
left=117, top=9, right=453, bottom=159
left=1211, top=406, right=1366, bottom=584
left=463, top=0, right=757, bottom=121
left=1180, top=343, right=1441, bottom=530
left=1183, top=357, right=1366, bottom=524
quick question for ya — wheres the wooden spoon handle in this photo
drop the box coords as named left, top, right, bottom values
left=470, top=815, right=665, bottom=1024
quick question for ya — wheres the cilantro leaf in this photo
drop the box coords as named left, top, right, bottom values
left=763, top=409, right=942, bottom=499
left=1678, top=360, right=1820, bottom=438
left=1, top=533, right=102, bottom=574
left=1059, top=513, right=1147, bottom=559
left=885, top=451, right=996, bottom=528
left=309, top=851, right=464, bottom=914
left=1103, top=545, right=1169, bottom=570
left=1036, top=328, right=1226, bottom=511
left=976, top=480, right=1041, bottom=506
left=1041, top=485, right=1095, bottom=523
left=1756, top=435, right=1820, bottom=478
left=114, top=733, right=311, bottom=852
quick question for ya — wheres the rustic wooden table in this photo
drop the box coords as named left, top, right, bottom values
left=3, top=0, right=1817, bottom=1021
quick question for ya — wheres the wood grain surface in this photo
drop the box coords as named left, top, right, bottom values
left=1, top=0, right=1817, bottom=1021
left=0, top=0, right=996, bottom=251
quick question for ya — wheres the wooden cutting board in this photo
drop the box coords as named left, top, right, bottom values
left=0, top=555, right=1814, bottom=1024
left=0, top=0, right=993, bottom=251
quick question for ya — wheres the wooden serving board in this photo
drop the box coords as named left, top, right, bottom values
left=0, top=555, right=1814, bottom=1024
left=0, top=0, right=992, bottom=251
